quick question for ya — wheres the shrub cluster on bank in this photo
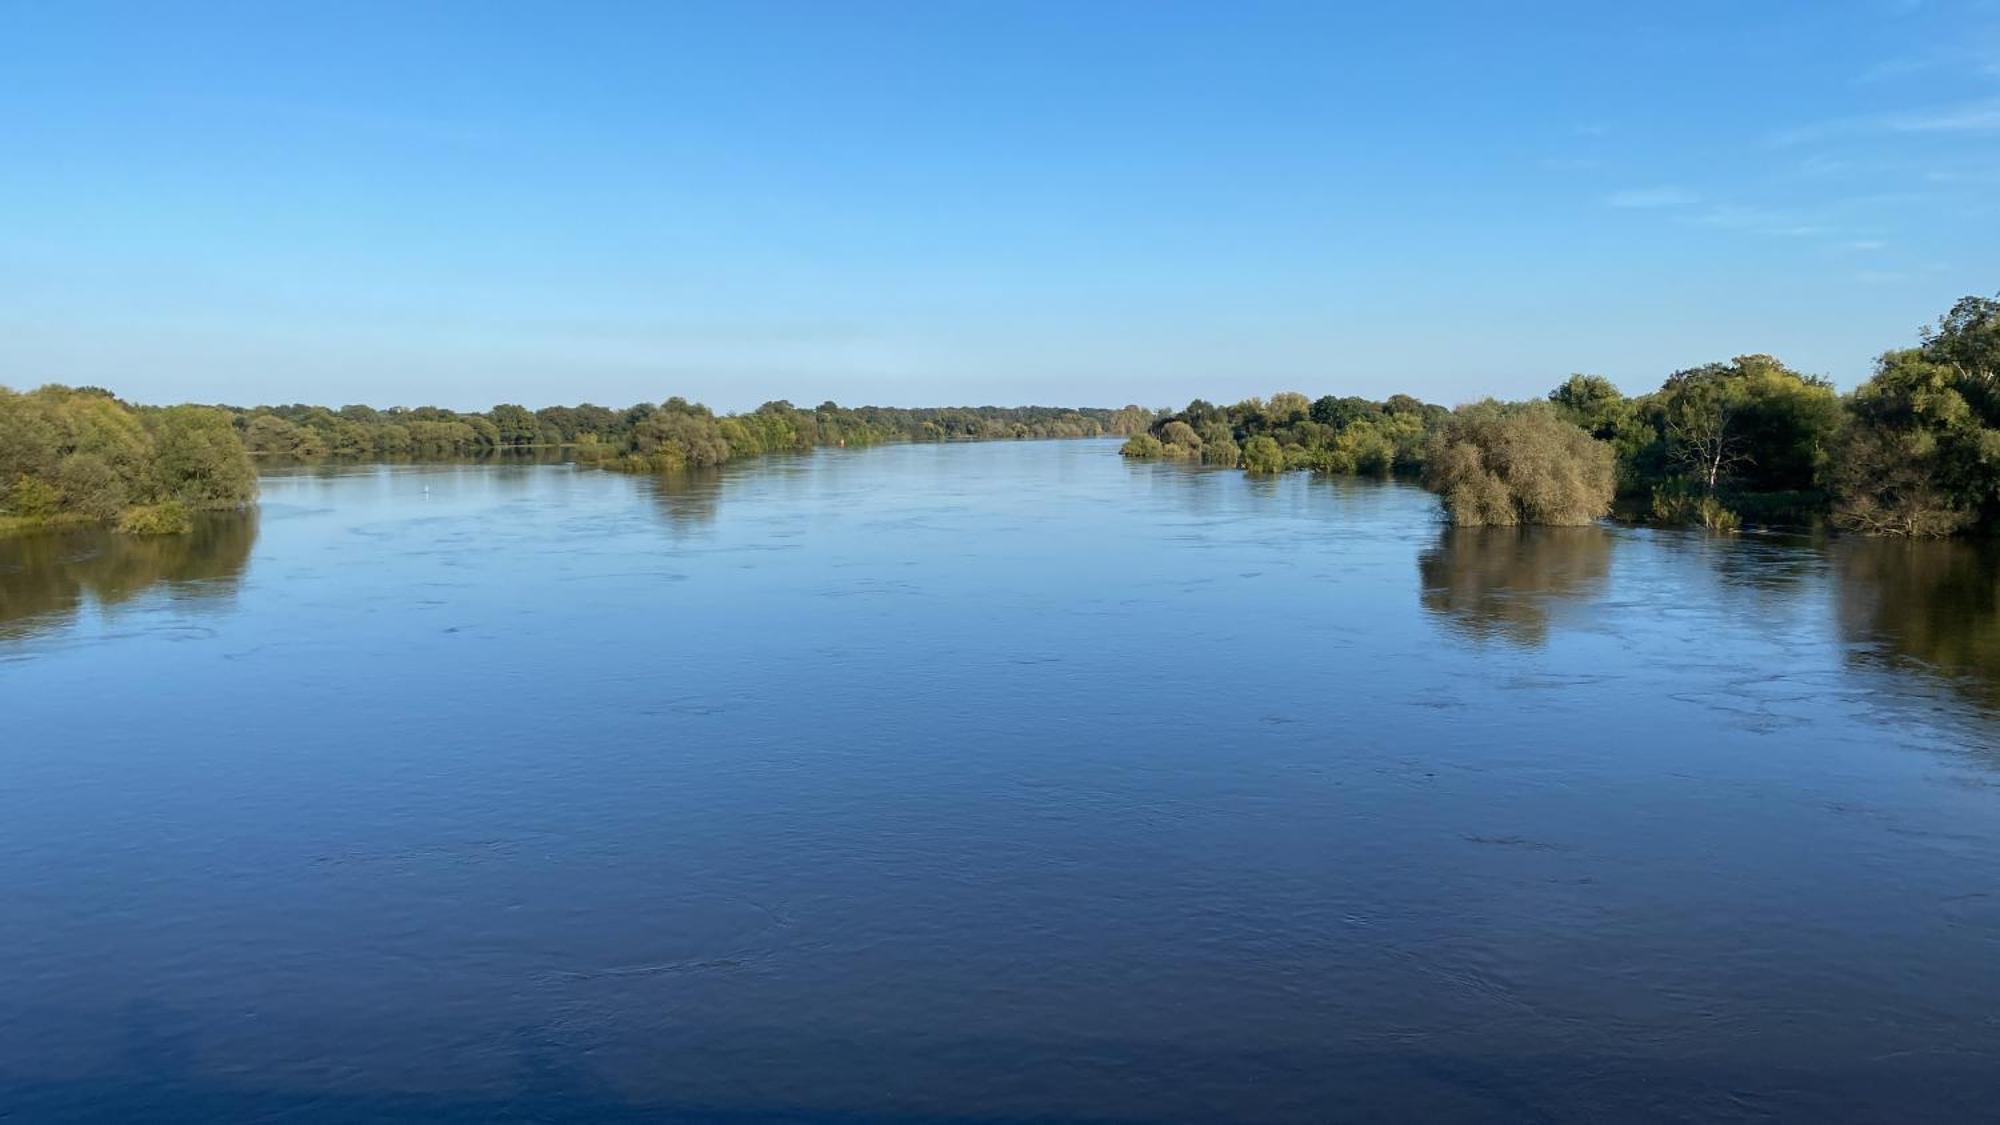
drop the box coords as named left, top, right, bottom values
left=0, top=387, right=256, bottom=536
left=1122, top=292, right=2000, bottom=536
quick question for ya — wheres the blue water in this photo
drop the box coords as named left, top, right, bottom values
left=4, top=439, right=1998, bottom=1121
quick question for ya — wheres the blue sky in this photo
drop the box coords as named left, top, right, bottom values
left=3, top=0, right=1997, bottom=411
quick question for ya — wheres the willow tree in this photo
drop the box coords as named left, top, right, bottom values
left=1423, top=402, right=1615, bottom=526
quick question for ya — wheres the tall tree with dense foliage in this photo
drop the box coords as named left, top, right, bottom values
left=151, top=406, right=257, bottom=509
left=489, top=404, right=542, bottom=447
left=1643, top=356, right=1840, bottom=497
left=1832, top=295, right=2000, bottom=536
left=1924, top=295, right=2000, bottom=397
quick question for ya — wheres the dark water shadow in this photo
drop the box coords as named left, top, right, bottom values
left=1836, top=537, right=2000, bottom=714
left=0, top=512, right=259, bottom=643
left=5, top=1008, right=1994, bottom=1123
left=256, top=448, right=573, bottom=475
left=1418, top=525, right=1616, bottom=647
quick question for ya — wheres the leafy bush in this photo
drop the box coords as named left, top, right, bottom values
left=1121, top=434, right=1165, bottom=459
left=1241, top=435, right=1285, bottom=473
left=1423, top=402, right=1615, bottom=526
left=116, top=500, right=193, bottom=536
left=1201, top=438, right=1240, bottom=467
left=1159, top=420, right=1201, bottom=452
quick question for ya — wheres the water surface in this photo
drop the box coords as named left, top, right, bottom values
left=4, top=439, right=1998, bottom=1122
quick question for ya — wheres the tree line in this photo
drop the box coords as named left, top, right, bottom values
left=227, top=398, right=1144, bottom=467
left=1123, top=292, right=2000, bottom=535
left=8, top=291, right=1992, bottom=536
left=1, top=390, right=1147, bottom=534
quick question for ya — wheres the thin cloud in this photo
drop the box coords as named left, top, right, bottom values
left=1605, top=187, right=1697, bottom=208
left=1925, top=165, right=2000, bottom=185
left=1688, top=204, right=1828, bottom=238
left=1794, top=154, right=1852, bottom=177
left=1776, top=97, right=2000, bottom=143
left=1859, top=54, right=1938, bottom=83
left=1889, top=99, right=2000, bottom=132
left=1857, top=36, right=2000, bottom=84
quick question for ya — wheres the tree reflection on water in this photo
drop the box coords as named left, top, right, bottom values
left=0, top=512, right=257, bottom=642
left=1417, top=525, right=1616, bottom=647
left=1836, top=536, right=2000, bottom=713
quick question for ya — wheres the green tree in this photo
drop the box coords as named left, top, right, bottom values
left=1108, top=405, right=1154, bottom=435
left=1922, top=293, right=2000, bottom=410
left=1830, top=348, right=2000, bottom=536
left=1645, top=355, right=1838, bottom=497
left=150, top=406, right=257, bottom=509
left=1267, top=392, right=1311, bottom=425
left=1548, top=375, right=1630, bottom=440
left=490, top=404, right=540, bottom=447
left=243, top=414, right=307, bottom=454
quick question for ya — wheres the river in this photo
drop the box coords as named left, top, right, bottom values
left=3, top=438, right=1997, bottom=1121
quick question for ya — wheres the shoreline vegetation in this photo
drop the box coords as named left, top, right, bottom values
left=1122, top=292, right=2000, bottom=536
left=4, top=292, right=1993, bottom=537
left=0, top=396, right=1150, bottom=536
left=0, top=388, right=257, bottom=537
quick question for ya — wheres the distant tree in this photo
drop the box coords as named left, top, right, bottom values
left=490, top=404, right=540, bottom=447
left=1241, top=435, right=1286, bottom=473
left=1267, top=392, right=1312, bottom=425
left=1547, top=375, right=1629, bottom=439
left=1201, top=437, right=1241, bottom=467
left=1108, top=405, right=1155, bottom=435
left=1311, top=395, right=1376, bottom=429
left=570, top=404, right=619, bottom=440
left=149, top=406, right=256, bottom=510
left=243, top=414, right=306, bottom=455
left=1181, top=399, right=1223, bottom=429
left=1158, top=420, right=1202, bottom=456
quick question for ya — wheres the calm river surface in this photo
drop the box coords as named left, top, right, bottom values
left=4, top=438, right=1999, bottom=1122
